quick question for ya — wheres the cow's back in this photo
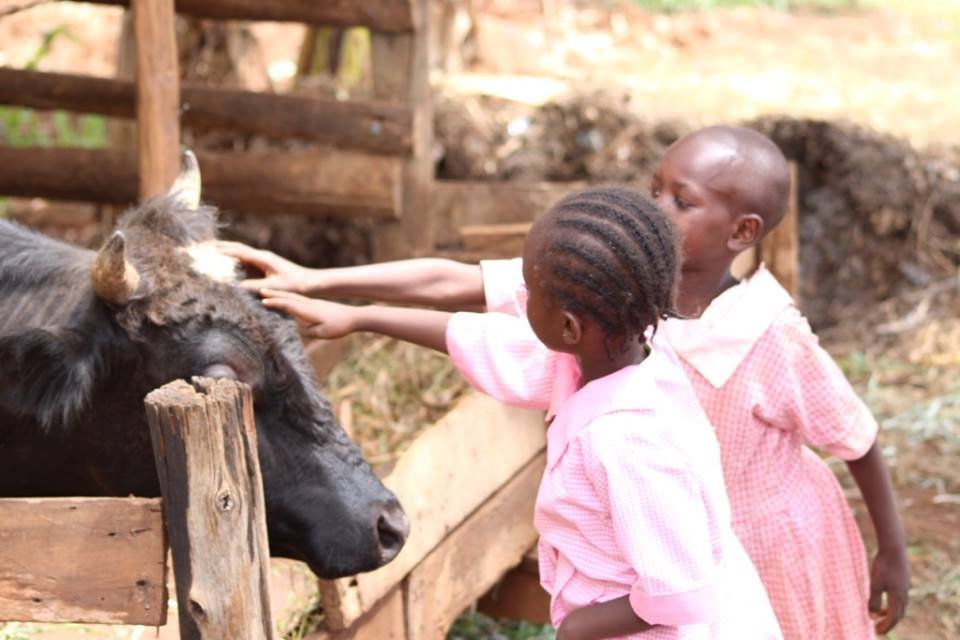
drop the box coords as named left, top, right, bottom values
left=0, top=220, right=95, bottom=333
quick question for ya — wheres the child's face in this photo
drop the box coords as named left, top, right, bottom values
left=650, top=136, right=743, bottom=270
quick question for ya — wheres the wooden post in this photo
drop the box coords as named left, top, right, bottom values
left=760, top=161, right=800, bottom=299
left=133, top=0, right=180, bottom=199
left=144, top=378, right=275, bottom=640
left=729, top=161, right=799, bottom=292
left=370, top=0, right=433, bottom=260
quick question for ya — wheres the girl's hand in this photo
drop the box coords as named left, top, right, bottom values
left=869, top=546, right=910, bottom=635
left=214, top=241, right=312, bottom=293
left=260, top=289, right=359, bottom=339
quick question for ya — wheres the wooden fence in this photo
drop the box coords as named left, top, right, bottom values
left=0, top=0, right=433, bottom=259
left=0, top=378, right=275, bottom=640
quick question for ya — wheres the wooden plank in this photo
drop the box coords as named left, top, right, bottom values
left=760, top=161, right=799, bottom=298
left=0, top=68, right=413, bottom=155
left=731, top=162, right=799, bottom=287
left=0, top=147, right=402, bottom=218
left=304, top=586, right=407, bottom=640
left=369, top=0, right=433, bottom=261
left=86, top=0, right=418, bottom=33
left=405, top=453, right=545, bottom=640
left=319, top=391, right=546, bottom=630
left=200, top=148, right=402, bottom=218
left=430, top=180, right=588, bottom=249
left=460, top=222, right=532, bottom=257
left=477, top=546, right=551, bottom=625
left=144, top=379, right=274, bottom=640
left=0, top=497, right=167, bottom=625
left=133, top=0, right=180, bottom=199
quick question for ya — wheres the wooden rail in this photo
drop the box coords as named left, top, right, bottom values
left=317, top=392, right=546, bottom=631
left=0, top=497, right=167, bottom=625
left=0, top=147, right=402, bottom=218
left=82, top=0, right=419, bottom=33
left=0, top=68, right=413, bottom=156
left=430, top=180, right=588, bottom=249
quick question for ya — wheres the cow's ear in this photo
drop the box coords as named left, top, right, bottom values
left=0, top=328, right=109, bottom=431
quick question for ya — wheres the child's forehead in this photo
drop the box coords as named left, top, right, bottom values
left=660, top=137, right=742, bottom=189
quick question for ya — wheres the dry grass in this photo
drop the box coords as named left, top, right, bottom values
left=324, top=336, right=470, bottom=469
left=822, top=279, right=960, bottom=639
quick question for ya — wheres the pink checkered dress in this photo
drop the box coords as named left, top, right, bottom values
left=479, top=259, right=876, bottom=640
left=446, top=311, right=782, bottom=639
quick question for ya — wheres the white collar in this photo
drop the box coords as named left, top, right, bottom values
left=660, top=265, right=794, bottom=388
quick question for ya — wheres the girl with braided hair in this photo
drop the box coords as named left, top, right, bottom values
left=254, top=187, right=782, bottom=639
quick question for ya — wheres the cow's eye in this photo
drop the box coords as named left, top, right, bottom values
left=201, top=364, right=239, bottom=380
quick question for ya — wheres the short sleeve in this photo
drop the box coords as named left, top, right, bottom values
left=580, top=417, right=721, bottom=626
left=761, top=311, right=878, bottom=460
left=446, top=311, right=556, bottom=410
left=480, top=258, right=526, bottom=317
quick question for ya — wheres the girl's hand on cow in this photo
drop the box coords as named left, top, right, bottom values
left=260, top=289, right=359, bottom=339
left=214, top=241, right=313, bottom=294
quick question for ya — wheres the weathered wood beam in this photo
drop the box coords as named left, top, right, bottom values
left=0, top=497, right=167, bottom=625
left=430, top=180, right=589, bottom=249
left=0, top=147, right=403, bottom=218
left=405, top=453, right=544, bottom=640
left=0, top=68, right=413, bottom=155
left=144, top=378, right=275, bottom=640
left=760, top=161, right=800, bottom=298
left=318, top=392, right=546, bottom=631
left=133, top=0, right=180, bottom=199
left=82, top=0, right=418, bottom=33
left=460, top=221, right=532, bottom=257
left=369, top=0, right=432, bottom=261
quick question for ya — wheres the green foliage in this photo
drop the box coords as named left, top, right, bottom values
left=0, top=623, right=40, bottom=640
left=448, top=612, right=556, bottom=640
left=0, top=24, right=108, bottom=150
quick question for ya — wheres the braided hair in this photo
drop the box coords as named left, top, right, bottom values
left=533, top=187, right=679, bottom=354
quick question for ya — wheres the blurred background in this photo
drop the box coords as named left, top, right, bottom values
left=1, top=1, right=958, bottom=639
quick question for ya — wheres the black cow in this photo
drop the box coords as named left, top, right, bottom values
left=0, top=152, right=408, bottom=579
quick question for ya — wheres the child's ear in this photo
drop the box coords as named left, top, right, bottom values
left=728, top=214, right=763, bottom=252
left=561, top=311, right=582, bottom=346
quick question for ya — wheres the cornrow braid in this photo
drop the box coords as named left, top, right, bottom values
left=535, top=187, right=679, bottom=354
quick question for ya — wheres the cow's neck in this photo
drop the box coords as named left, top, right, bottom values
left=0, top=221, right=97, bottom=333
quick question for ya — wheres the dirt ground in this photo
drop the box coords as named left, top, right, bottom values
left=1, top=1, right=959, bottom=639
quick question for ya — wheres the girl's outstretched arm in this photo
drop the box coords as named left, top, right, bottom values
left=845, top=440, right=910, bottom=635
left=217, top=241, right=484, bottom=308
left=261, top=289, right=450, bottom=353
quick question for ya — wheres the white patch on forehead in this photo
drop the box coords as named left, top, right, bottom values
left=184, top=243, right=239, bottom=283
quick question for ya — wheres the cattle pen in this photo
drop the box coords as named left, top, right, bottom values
left=0, top=1, right=804, bottom=638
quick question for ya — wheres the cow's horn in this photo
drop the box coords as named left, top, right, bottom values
left=91, top=231, right=140, bottom=305
left=167, top=149, right=201, bottom=209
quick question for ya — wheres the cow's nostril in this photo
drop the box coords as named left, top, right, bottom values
left=375, top=502, right=410, bottom=563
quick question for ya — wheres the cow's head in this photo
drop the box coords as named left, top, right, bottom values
left=20, top=153, right=408, bottom=578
